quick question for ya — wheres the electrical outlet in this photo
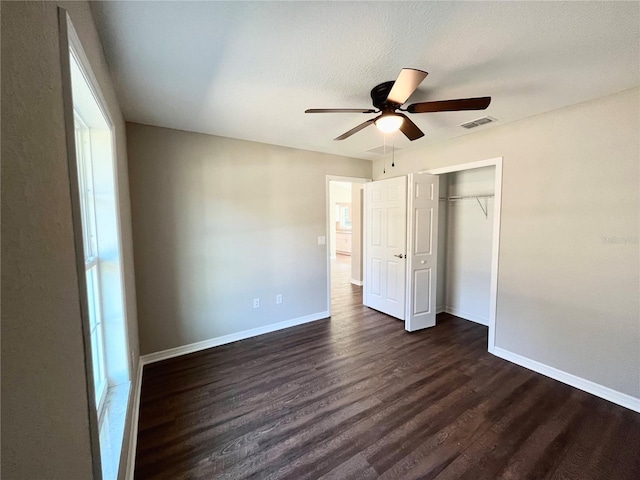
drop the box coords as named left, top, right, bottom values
left=318, top=236, right=326, bottom=245
left=253, top=298, right=260, bottom=308
left=276, top=294, right=283, bottom=304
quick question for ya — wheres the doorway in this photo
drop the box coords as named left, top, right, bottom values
left=326, top=176, right=370, bottom=315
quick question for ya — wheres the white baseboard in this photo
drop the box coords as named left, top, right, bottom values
left=140, top=311, right=330, bottom=365
left=436, top=306, right=445, bottom=314
left=445, top=306, right=489, bottom=326
left=350, top=279, right=363, bottom=286
left=124, top=360, right=143, bottom=480
left=492, top=347, right=640, bottom=413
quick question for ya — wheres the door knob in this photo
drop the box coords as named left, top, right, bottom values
left=394, top=254, right=405, bottom=259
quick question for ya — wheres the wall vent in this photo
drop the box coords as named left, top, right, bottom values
left=460, top=116, right=497, bottom=129
left=367, top=145, right=402, bottom=155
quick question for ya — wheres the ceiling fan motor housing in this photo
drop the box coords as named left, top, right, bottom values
left=371, top=81, right=402, bottom=111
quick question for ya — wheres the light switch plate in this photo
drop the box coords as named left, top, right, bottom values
left=318, top=236, right=326, bottom=245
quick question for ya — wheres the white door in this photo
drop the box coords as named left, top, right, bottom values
left=405, top=173, right=439, bottom=331
left=364, top=176, right=407, bottom=320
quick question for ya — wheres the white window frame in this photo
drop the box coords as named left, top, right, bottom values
left=60, top=8, right=133, bottom=479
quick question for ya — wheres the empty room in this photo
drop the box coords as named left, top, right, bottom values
left=2, top=1, right=639, bottom=479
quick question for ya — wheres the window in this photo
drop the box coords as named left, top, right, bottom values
left=67, top=26, right=131, bottom=480
left=74, top=112, right=108, bottom=411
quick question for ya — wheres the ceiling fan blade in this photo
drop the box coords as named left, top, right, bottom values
left=305, top=108, right=377, bottom=114
left=334, top=118, right=377, bottom=141
left=407, top=96, right=491, bottom=113
left=386, top=68, right=428, bottom=105
left=398, top=113, right=424, bottom=141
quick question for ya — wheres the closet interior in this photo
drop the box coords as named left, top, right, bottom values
left=437, top=166, right=496, bottom=326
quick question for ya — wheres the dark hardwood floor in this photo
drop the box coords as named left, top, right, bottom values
left=135, top=255, right=640, bottom=479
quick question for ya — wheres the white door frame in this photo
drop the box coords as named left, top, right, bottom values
left=326, top=175, right=371, bottom=316
left=420, top=157, right=503, bottom=353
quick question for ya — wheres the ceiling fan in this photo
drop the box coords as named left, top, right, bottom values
left=305, top=68, right=491, bottom=141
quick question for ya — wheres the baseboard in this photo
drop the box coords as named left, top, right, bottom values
left=492, top=347, right=640, bottom=413
left=140, top=311, right=330, bottom=365
left=350, top=279, right=363, bottom=286
left=124, top=360, right=143, bottom=480
left=436, top=306, right=445, bottom=314
left=445, top=306, right=489, bottom=326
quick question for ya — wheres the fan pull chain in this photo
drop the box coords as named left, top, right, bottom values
left=383, top=134, right=386, bottom=174
left=392, top=133, right=395, bottom=168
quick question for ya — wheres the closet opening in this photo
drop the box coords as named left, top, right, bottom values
left=424, top=158, right=502, bottom=351
left=437, top=166, right=495, bottom=324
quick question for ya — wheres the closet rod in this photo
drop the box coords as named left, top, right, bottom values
left=439, top=194, right=495, bottom=200
left=438, top=194, right=493, bottom=218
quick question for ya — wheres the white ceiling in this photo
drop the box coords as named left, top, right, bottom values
left=91, top=1, right=640, bottom=161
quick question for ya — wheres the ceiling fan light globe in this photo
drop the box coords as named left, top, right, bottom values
left=375, top=114, right=404, bottom=133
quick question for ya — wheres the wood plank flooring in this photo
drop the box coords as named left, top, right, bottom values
left=134, top=256, right=640, bottom=479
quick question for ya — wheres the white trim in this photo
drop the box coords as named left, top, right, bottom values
left=420, top=157, right=503, bottom=175
left=493, top=347, right=640, bottom=413
left=58, top=11, right=102, bottom=479
left=326, top=175, right=371, bottom=183
left=141, top=311, right=330, bottom=365
left=350, top=279, right=363, bottom=286
left=325, top=175, right=371, bottom=315
left=362, top=183, right=368, bottom=307
left=67, top=21, right=114, bottom=129
left=423, top=157, right=502, bottom=353
left=444, top=307, right=489, bottom=326
left=124, top=360, right=143, bottom=480
left=436, top=306, right=446, bottom=314
left=488, top=159, right=502, bottom=352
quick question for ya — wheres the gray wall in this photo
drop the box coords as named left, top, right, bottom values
left=373, top=88, right=640, bottom=398
left=1, top=1, right=139, bottom=478
left=127, top=123, right=372, bottom=355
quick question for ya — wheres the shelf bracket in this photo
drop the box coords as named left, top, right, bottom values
left=475, top=196, right=488, bottom=219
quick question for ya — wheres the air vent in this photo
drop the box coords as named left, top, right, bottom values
left=367, top=145, right=402, bottom=155
left=460, top=116, right=497, bottom=129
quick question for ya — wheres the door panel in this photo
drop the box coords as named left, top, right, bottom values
left=364, top=176, right=407, bottom=320
left=405, top=173, right=439, bottom=331
left=415, top=208, right=433, bottom=254
left=413, top=269, right=432, bottom=315
left=372, top=209, right=382, bottom=246
left=387, top=261, right=400, bottom=302
left=387, top=208, right=401, bottom=247
left=371, top=259, right=382, bottom=296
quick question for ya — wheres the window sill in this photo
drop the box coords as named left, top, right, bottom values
left=99, top=382, right=130, bottom=480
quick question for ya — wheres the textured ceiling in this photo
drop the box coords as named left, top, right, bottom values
left=91, top=1, right=640, bottom=160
